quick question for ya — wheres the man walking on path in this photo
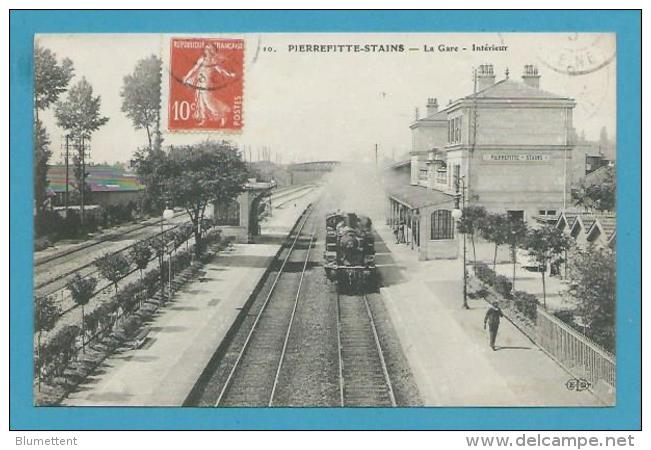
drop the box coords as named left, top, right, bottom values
left=484, top=305, right=503, bottom=350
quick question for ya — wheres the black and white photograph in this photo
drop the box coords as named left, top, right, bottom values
left=31, top=32, right=617, bottom=408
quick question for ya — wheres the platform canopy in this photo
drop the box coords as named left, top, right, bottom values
left=386, top=184, right=454, bottom=210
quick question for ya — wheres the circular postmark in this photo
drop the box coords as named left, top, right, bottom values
left=537, top=34, right=615, bottom=76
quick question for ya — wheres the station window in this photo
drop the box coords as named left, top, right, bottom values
left=214, top=199, right=240, bottom=226
left=507, top=210, right=525, bottom=222
left=431, top=209, right=454, bottom=240
left=448, top=117, right=463, bottom=144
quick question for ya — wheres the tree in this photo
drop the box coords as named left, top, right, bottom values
left=568, top=246, right=616, bottom=353
left=503, top=218, right=528, bottom=291
left=55, top=77, right=110, bottom=140
left=130, top=241, right=153, bottom=306
left=34, top=45, right=74, bottom=121
left=589, top=166, right=616, bottom=212
left=121, top=55, right=163, bottom=150
left=34, top=120, right=52, bottom=233
left=134, top=141, right=249, bottom=256
left=95, top=252, right=131, bottom=324
left=34, top=295, right=61, bottom=388
left=55, top=77, right=109, bottom=227
left=523, top=226, right=572, bottom=308
left=482, top=213, right=510, bottom=272
left=71, top=151, right=92, bottom=206
left=150, top=234, right=167, bottom=297
left=130, top=146, right=167, bottom=214
left=67, top=274, right=98, bottom=352
left=34, top=45, right=74, bottom=232
left=572, top=165, right=616, bottom=213
left=458, top=205, right=487, bottom=266
left=572, top=182, right=595, bottom=212
left=95, top=252, right=131, bottom=296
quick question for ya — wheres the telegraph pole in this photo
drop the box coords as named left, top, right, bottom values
left=80, top=136, right=86, bottom=228
left=375, top=143, right=378, bottom=170
left=62, top=135, right=70, bottom=217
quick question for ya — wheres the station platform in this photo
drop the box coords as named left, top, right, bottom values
left=64, top=190, right=318, bottom=406
left=372, top=222, right=602, bottom=407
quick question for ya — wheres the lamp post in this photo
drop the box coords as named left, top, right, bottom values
left=452, top=176, right=469, bottom=310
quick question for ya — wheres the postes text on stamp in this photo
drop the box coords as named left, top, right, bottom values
left=169, top=37, right=244, bottom=132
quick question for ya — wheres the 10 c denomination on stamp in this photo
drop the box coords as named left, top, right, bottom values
left=168, top=37, right=244, bottom=132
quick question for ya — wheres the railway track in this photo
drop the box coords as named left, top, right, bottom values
left=34, top=217, right=194, bottom=298
left=34, top=210, right=190, bottom=268
left=215, top=204, right=316, bottom=406
left=336, top=292, right=396, bottom=407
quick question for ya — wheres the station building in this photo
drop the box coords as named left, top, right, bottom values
left=386, top=63, right=577, bottom=260
left=207, top=178, right=276, bottom=243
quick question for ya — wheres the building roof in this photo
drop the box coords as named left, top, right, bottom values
left=556, top=211, right=616, bottom=243
left=386, top=184, right=454, bottom=209
left=587, top=214, right=616, bottom=240
left=597, top=215, right=616, bottom=236
left=387, top=159, right=411, bottom=170
left=585, top=164, right=615, bottom=185
left=465, top=78, right=572, bottom=101
left=47, top=165, right=144, bottom=193
left=409, top=109, right=448, bottom=128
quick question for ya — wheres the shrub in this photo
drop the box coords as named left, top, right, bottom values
left=494, top=275, right=513, bottom=299
left=512, top=290, right=539, bottom=321
left=41, top=325, right=80, bottom=381
left=34, top=237, right=52, bottom=252
left=553, top=309, right=581, bottom=331
left=120, top=315, right=141, bottom=336
left=116, top=287, right=139, bottom=314
left=468, top=287, right=489, bottom=300
left=474, top=262, right=496, bottom=285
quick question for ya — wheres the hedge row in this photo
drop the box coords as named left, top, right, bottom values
left=474, top=262, right=512, bottom=299
left=473, top=262, right=538, bottom=322
left=35, top=228, right=222, bottom=385
left=511, top=290, right=538, bottom=322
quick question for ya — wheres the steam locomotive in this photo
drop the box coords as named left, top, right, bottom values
left=324, top=211, right=377, bottom=293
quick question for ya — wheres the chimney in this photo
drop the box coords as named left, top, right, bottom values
left=522, top=64, right=540, bottom=89
left=476, top=64, right=496, bottom=92
left=426, top=98, right=438, bottom=117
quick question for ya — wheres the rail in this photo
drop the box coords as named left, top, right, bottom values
left=268, top=230, right=316, bottom=406
left=336, top=292, right=396, bottom=407
left=34, top=210, right=189, bottom=267
left=214, top=204, right=315, bottom=406
left=35, top=216, right=193, bottom=295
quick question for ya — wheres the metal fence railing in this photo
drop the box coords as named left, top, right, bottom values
left=536, top=308, right=616, bottom=393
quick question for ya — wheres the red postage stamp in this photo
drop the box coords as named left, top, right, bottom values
left=168, top=37, right=244, bottom=132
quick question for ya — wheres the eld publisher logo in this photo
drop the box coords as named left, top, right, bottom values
left=566, top=378, right=591, bottom=392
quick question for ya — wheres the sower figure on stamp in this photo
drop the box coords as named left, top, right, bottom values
left=484, top=304, right=503, bottom=351
left=183, top=43, right=236, bottom=126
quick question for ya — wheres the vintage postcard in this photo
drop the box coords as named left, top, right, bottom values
left=27, top=30, right=622, bottom=413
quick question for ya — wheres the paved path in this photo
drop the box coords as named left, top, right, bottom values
left=64, top=193, right=315, bottom=406
left=373, top=223, right=601, bottom=407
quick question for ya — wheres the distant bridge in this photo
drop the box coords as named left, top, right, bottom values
left=287, top=161, right=341, bottom=172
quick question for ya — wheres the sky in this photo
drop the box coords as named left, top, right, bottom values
left=36, top=33, right=616, bottom=165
